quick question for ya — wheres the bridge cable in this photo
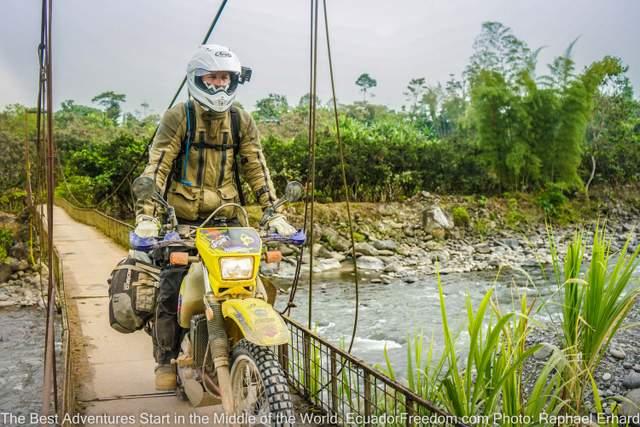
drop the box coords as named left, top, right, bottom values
left=283, top=0, right=319, bottom=325
left=34, top=37, right=48, bottom=309
left=37, top=0, right=59, bottom=419
left=322, top=0, right=361, bottom=354
left=283, top=0, right=361, bottom=356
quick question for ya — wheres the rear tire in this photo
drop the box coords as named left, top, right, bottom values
left=230, top=339, right=295, bottom=426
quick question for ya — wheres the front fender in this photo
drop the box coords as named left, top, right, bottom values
left=221, top=298, right=289, bottom=346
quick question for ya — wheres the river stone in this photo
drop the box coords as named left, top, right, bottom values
left=321, top=228, right=350, bottom=252
left=355, top=242, right=378, bottom=256
left=313, top=243, right=335, bottom=259
left=313, top=258, right=341, bottom=273
left=278, top=244, right=296, bottom=257
left=383, top=262, right=402, bottom=273
left=356, top=256, right=384, bottom=271
left=534, top=344, right=554, bottom=361
left=422, top=206, right=453, bottom=231
left=623, top=372, right=640, bottom=389
left=602, top=372, right=612, bottom=382
left=372, top=239, right=397, bottom=252
left=424, top=241, right=441, bottom=251
left=0, top=264, right=12, bottom=284
left=4, top=257, right=20, bottom=273
left=430, top=251, right=449, bottom=263
left=500, top=238, right=521, bottom=250
left=9, top=242, right=27, bottom=260
left=611, top=347, right=627, bottom=360
left=404, top=227, right=415, bottom=237
left=620, top=388, right=640, bottom=421
left=16, top=260, right=29, bottom=272
left=376, top=249, right=395, bottom=257
left=474, top=243, right=492, bottom=254
left=431, top=228, right=446, bottom=240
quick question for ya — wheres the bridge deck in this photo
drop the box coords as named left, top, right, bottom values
left=51, top=205, right=227, bottom=426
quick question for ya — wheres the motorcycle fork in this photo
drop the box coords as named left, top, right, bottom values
left=205, top=299, right=234, bottom=415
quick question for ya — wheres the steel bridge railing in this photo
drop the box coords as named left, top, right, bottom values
left=279, top=318, right=465, bottom=427
left=55, top=198, right=133, bottom=247
left=34, top=207, right=75, bottom=424
left=56, top=198, right=464, bottom=426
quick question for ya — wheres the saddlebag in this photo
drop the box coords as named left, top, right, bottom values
left=108, top=256, right=161, bottom=333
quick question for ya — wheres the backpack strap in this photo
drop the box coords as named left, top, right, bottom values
left=172, top=102, right=245, bottom=205
left=174, top=100, right=196, bottom=187
left=230, top=106, right=246, bottom=206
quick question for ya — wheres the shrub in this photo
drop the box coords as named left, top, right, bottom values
left=536, top=184, right=568, bottom=219
left=451, top=206, right=470, bottom=227
left=0, top=188, right=26, bottom=213
left=0, top=227, right=13, bottom=253
left=0, top=246, right=6, bottom=262
left=505, top=197, right=527, bottom=229
left=474, top=218, right=490, bottom=237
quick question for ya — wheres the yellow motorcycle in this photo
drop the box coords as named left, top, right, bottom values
left=132, top=177, right=305, bottom=425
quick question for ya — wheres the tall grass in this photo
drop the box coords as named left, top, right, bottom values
left=551, top=226, right=640, bottom=414
left=377, top=226, right=639, bottom=423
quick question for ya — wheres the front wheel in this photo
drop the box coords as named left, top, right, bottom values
left=230, top=339, right=295, bottom=426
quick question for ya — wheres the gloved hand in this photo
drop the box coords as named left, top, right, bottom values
left=266, top=214, right=296, bottom=237
left=134, top=215, right=160, bottom=238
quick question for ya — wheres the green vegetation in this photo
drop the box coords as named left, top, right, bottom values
left=0, top=21, right=638, bottom=223
left=377, top=229, right=640, bottom=423
left=451, top=206, right=470, bottom=227
left=0, top=228, right=13, bottom=262
left=551, top=227, right=640, bottom=415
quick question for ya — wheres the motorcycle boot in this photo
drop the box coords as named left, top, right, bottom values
left=155, top=364, right=177, bottom=390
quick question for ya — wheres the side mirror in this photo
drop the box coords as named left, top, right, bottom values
left=284, top=181, right=304, bottom=202
left=132, top=176, right=157, bottom=201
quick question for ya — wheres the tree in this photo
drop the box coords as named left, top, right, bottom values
left=465, top=22, right=537, bottom=85
left=254, top=94, right=289, bottom=122
left=585, top=71, right=640, bottom=192
left=91, top=91, right=126, bottom=125
left=355, top=73, right=377, bottom=103
left=403, top=78, right=427, bottom=116
left=297, top=93, right=321, bottom=109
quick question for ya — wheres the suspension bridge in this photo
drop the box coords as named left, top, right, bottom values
left=26, top=0, right=462, bottom=425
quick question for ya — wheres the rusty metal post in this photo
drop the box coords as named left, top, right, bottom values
left=406, top=396, right=415, bottom=427
left=303, top=330, right=311, bottom=399
left=363, top=371, right=372, bottom=425
left=330, top=350, right=338, bottom=417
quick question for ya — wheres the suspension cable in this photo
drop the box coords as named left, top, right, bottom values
left=283, top=0, right=361, bottom=355
left=306, top=0, right=320, bottom=330
left=322, top=0, right=360, bottom=353
left=282, top=0, right=320, bottom=327
left=39, top=0, right=59, bottom=418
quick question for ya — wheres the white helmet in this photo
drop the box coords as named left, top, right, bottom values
left=186, top=44, right=251, bottom=112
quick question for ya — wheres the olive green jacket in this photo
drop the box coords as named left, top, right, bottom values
left=138, top=100, right=277, bottom=221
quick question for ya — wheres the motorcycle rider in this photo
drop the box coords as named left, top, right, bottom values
left=134, top=44, right=296, bottom=391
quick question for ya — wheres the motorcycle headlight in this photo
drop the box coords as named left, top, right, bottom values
left=220, top=257, right=254, bottom=280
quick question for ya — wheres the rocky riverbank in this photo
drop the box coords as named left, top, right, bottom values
left=0, top=212, right=46, bottom=308
left=276, top=190, right=639, bottom=281
left=274, top=189, right=640, bottom=420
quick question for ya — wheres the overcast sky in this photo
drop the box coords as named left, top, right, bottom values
left=1, top=0, right=639, bottom=116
